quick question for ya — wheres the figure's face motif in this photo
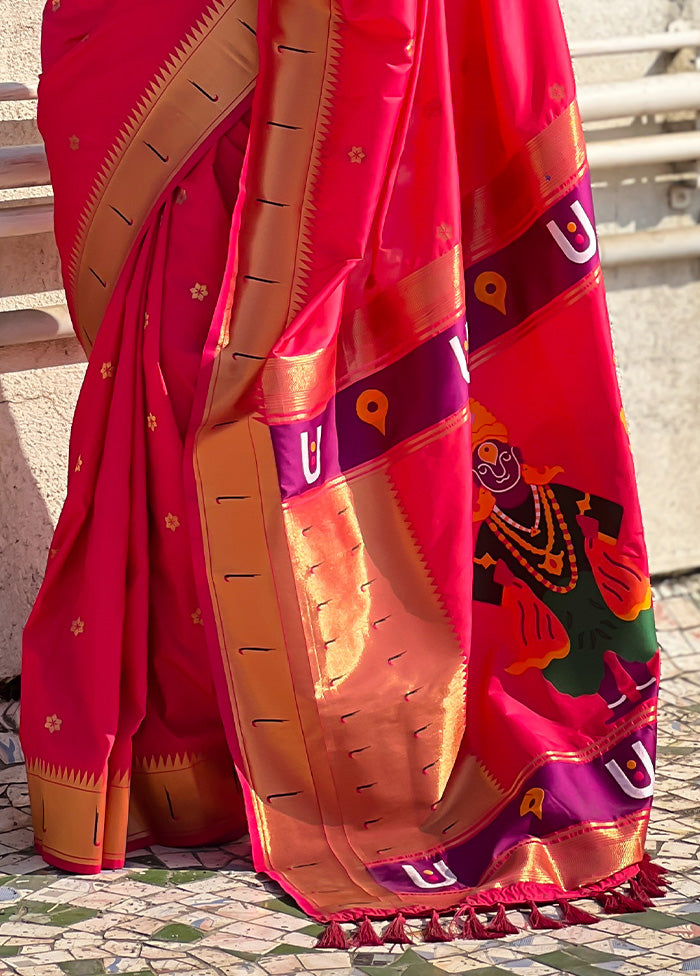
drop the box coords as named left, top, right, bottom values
left=472, top=440, right=522, bottom=494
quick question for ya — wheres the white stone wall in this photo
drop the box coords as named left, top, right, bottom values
left=0, top=341, right=86, bottom=678
left=1, top=0, right=86, bottom=679
left=1, top=0, right=699, bottom=678
left=561, top=0, right=700, bottom=578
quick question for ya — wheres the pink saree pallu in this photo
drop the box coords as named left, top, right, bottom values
left=22, top=0, right=661, bottom=927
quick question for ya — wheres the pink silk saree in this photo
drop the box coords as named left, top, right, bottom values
left=22, top=0, right=661, bottom=926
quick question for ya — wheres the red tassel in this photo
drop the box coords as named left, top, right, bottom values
left=529, top=901, right=564, bottom=930
left=557, top=899, right=598, bottom=925
left=487, top=903, right=519, bottom=936
left=597, top=893, right=619, bottom=914
left=422, top=909, right=453, bottom=943
left=639, top=854, right=667, bottom=893
left=629, top=878, right=653, bottom=907
left=597, top=891, right=646, bottom=914
left=636, top=871, right=666, bottom=898
left=316, top=920, right=350, bottom=949
left=352, top=916, right=383, bottom=947
left=383, top=913, right=413, bottom=944
left=617, top=891, right=648, bottom=913
left=460, top=906, right=493, bottom=940
left=641, top=852, right=667, bottom=882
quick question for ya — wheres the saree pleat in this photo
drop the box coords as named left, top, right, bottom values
left=23, top=123, right=251, bottom=870
left=22, top=0, right=659, bottom=921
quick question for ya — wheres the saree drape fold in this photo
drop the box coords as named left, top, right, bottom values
left=22, top=0, right=659, bottom=921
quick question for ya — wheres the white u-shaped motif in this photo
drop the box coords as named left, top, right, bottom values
left=401, top=859, right=458, bottom=889
left=605, top=740, right=655, bottom=799
left=546, top=200, right=598, bottom=264
left=449, top=335, right=470, bottom=383
left=301, top=427, right=322, bottom=485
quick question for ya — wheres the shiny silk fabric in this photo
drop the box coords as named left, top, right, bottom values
left=22, top=0, right=660, bottom=921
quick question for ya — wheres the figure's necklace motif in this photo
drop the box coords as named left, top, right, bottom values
left=489, top=485, right=578, bottom=593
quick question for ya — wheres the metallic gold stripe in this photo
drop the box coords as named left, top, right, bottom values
left=260, top=246, right=465, bottom=423
left=192, top=0, right=343, bottom=855
left=191, top=2, right=369, bottom=914
left=261, top=345, right=336, bottom=424
left=128, top=749, right=244, bottom=847
left=338, top=246, right=465, bottom=387
left=103, top=774, right=131, bottom=862
left=193, top=413, right=390, bottom=914
left=394, top=700, right=656, bottom=861
left=200, top=1, right=341, bottom=432
left=70, top=0, right=258, bottom=348
left=287, top=5, right=344, bottom=321
left=281, top=467, right=465, bottom=863
left=464, top=101, right=587, bottom=266
left=478, top=811, right=649, bottom=891
left=26, top=760, right=107, bottom=870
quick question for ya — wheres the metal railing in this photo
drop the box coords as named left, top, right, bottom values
left=570, top=29, right=700, bottom=58
left=578, top=72, right=700, bottom=122
left=1, top=80, right=59, bottom=346
left=0, top=305, right=72, bottom=346
left=0, top=143, right=49, bottom=189
left=0, top=81, right=38, bottom=101
left=2, top=27, right=700, bottom=345
left=586, top=130, right=700, bottom=169
left=575, top=27, right=700, bottom=268
left=600, top=224, right=700, bottom=266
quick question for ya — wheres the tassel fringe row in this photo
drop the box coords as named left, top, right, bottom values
left=315, top=853, right=667, bottom=948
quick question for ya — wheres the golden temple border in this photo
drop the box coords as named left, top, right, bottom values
left=479, top=811, right=649, bottom=891
left=464, top=101, right=588, bottom=266
left=128, top=748, right=244, bottom=847
left=339, top=246, right=465, bottom=388
left=26, top=758, right=110, bottom=870
left=260, top=246, right=465, bottom=423
left=286, top=3, right=344, bottom=321
left=69, top=0, right=258, bottom=348
left=369, top=700, right=656, bottom=867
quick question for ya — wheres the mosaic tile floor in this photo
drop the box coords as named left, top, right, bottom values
left=1, top=573, right=699, bottom=976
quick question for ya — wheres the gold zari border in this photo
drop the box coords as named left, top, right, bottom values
left=27, top=759, right=114, bottom=869
left=338, top=246, right=465, bottom=388
left=127, top=749, right=243, bottom=847
left=479, top=812, right=649, bottom=892
left=379, top=700, right=656, bottom=865
left=260, top=246, right=465, bottom=423
left=464, top=101, right=587, bottom=266
left=26, top=751, right=243, bottom=868
left=70, top=0, right=258, bottom=347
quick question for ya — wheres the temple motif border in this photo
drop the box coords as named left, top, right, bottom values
left=68, top=0, right=258, bottom=348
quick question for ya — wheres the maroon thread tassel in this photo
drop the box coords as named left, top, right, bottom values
left=487, top=903, right=519, bottom=935
left=383, top=913, right=413, bottom=944
left=557, top=899, right=598, bottom=925
left=352, top=916, right=383, bottom=947
left=598, top=892, right=623, bottom=914
left=629, top=878, right=653, bottom=907
left=597, top=891, right=646, bottom=914
left=529, top=901, right=564, bottom=930
left=616, top=891, right=648, bottom=913
left=637, top=871, right=666, bottom=898
left=460, top=906, right=493, bottom=940
left=316, top=920, right=350, bottom=949
left=641, top=852, right=667, bottom=883
left=422, top=910, right=453, bottom=942
left=597, top=893, right=619, bottom=914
